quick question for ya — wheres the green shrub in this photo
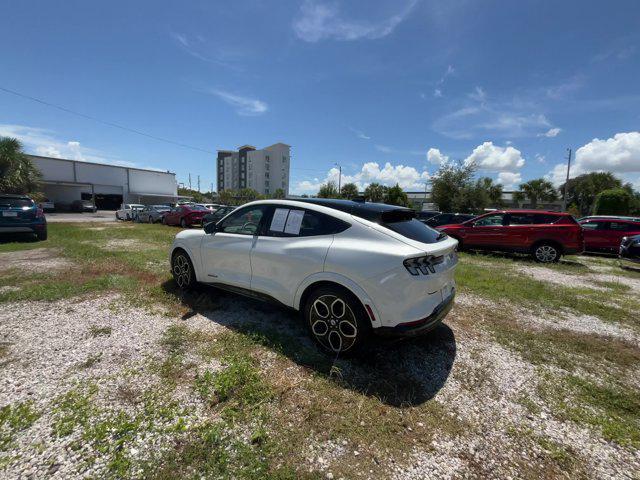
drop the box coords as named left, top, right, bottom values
left=592, top=188, right=632, bottom=215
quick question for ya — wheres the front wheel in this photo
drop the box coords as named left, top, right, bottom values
left=304, top=286, right=370, bottom=356
left=148, top=216, right=153, bottom=224
left=180, top=218, right=188, bottom=228
left=171, top=250, right=196, bottom=289
left=533, top=242, right=560, bottom=263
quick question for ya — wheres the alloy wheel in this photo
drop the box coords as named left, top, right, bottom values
left=172, top=254, right=191, bottom=288
left=309, top=294, right=358, bottom=353
left=535, top=245, right=557, bottom=263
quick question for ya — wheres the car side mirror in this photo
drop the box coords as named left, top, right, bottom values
left=204, top=222, right=218, bottom=234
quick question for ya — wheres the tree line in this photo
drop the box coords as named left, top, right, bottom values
left=2, top=136, right=639, bottom=215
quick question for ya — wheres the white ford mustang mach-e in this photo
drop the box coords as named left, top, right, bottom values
left=170, top=199, right=458, bottom=354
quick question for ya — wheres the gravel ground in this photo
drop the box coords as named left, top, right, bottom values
left=0, top=249, right=73, bottom=273
left=1, top=252, right=639, bottom=478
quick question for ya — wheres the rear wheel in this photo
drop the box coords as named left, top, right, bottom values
left=162, top=216, right=167, bottom=225
left=148, top=216, right=153, bottom=224
left=180, top=218, right=188, bottom=228
left=171, top=250, right=196, bottom=289
left=304, top=286, right=370, bottom=356
left=533, top=242, right=560, bottom=263
left=36, top=229, right=48, bottom=241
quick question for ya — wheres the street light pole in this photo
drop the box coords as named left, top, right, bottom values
left=562, top=148, right=572, bottom=212
left=334, top=163, right=342, bottom=194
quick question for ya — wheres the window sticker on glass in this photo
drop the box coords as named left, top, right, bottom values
left=284, top=210, right=305, bottom=235
left=270, top=208, right=289, bottom=232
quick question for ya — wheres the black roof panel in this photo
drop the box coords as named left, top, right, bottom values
left=290, top=198, right=414, bottom=222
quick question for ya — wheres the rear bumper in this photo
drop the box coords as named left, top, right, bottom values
left=374, top=291, right=455, bottom=337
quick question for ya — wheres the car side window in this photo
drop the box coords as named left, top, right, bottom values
left=609, top=222, right=631, bottom=231
left=474, top=214, right=505, bottom=226
left=219, top=206, right=265, bottom=235
left=508, top=213, right=536, bottom=225
left=580, top=221, right=601, bottom=230
left=266, top=208, right=349, bottom=237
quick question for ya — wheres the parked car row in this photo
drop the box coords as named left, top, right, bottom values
left=116, top=202, right=238, bottom=229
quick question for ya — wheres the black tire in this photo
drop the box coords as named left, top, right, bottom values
left=148, top=216, right=153, bottom=224
left=162, top=216, right=167, bottom=225
left=180, top=218, right=188, bottom=228
left=304, top=285, right=371, bottom=356
left=36, top=229, right=48, bottom=241
left=171, top=250, right=196, bottom=289
left=126, top=213, right=131, bottom=221
left=115, top=212, right=120, bottom=221
left=532, top=242, right=560, bottom=263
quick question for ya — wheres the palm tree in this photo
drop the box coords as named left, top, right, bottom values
left=364, top=182, right=385, bottom=202
left=340, top=183, right=359, bottom=199
left=514, top=178, right=558, bottom=208
left=477, top=177, right=504, bottom=207
left=0, top=137, right=41, bottom=194
left=317, top=181, right=340, bottom=198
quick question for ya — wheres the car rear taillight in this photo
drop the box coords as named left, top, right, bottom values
left=403, top=254, right=445, bottom=276
left=35, top=208, right=45, bottom=219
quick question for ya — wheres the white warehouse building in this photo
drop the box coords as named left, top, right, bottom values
left=28, top=155, right=180, bottom=210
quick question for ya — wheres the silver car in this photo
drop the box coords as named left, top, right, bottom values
left=136, top=205, right=171, bottom=223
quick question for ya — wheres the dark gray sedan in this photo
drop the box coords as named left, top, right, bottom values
left=136, top=205, right=171, bottom=223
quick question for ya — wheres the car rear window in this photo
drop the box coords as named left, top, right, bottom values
left=0, top=197, right=34, bottom=209
left=190, top=205, right=209, bottom=211
left=383, top=218, right=446, bottom=243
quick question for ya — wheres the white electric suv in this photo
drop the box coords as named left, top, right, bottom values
left=170, top=199, right=458, bottom=354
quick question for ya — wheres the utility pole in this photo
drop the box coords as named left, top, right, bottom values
left=188, top=173, right=192, bottom=190
left=197, top=175, right=201, bottom=192
left=561, top=148, right=572, bottom=212
left=334, top=163, right=342, bottom=193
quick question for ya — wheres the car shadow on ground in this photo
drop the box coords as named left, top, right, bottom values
left=161, top=280, right=456, bottom=408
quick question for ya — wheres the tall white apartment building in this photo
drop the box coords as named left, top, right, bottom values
left=216, top=143, right=290, bottom=196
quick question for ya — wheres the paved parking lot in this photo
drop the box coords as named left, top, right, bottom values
left=44, top=210, right=118, bottom=223
left=0, top=221, right=639, bottom=479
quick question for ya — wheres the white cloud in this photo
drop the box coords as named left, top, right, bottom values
left=468, top=86, right=486, bottom=103
left=539, top=127, right=561, bottom=138
left=546, top=131, right=640, bottom=185
left=293, top=0, right=418, bottom=42
left=208, top=89, right=268, bottom=116
left=433, top=97, right=551, bottom=139
left=349, top=127, right=371, bottom=140
left=497, top=171, right=522, bottom=189
left=170, top=32, right=245, bottom=70
left=535, top=153, right=546, bottom=164
left=0, top=124, right=139, bottom=168
left=427, top=147, right=449, bottom=165
left=292, top=161, right=430, bottom=194
left=464, top=142, right=525, bottom=172
left=433, top=88, right=443, bottom=98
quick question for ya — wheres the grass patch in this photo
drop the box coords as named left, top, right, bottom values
left=0, top=401, right=40, bottom=451
left=489, top=321, right=640, bottom=373
left=88, top=325, right=112, bottom=337
left=77, top=353, right=103, bottom=369
left=455, top=258, right=636, bottom=326
left=539, top=374, right=640, bottom=448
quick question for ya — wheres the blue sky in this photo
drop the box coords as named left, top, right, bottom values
left=1, top=0, right=639, bottom=194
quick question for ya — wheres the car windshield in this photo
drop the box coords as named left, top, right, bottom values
left=0, top=198, right=34, bottom=209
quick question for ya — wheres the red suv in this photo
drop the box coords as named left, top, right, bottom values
left=579, top=218, right=640, bottom=253
left=162, top=204, right=209, bottom=227
left=437, top=210, right=584, bottom=263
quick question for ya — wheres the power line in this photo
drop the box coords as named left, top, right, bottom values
left=0, top=86, right=215, bottom=155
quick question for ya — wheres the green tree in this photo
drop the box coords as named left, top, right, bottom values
left=561, top=172, right=626, bottom=215
left=429, top=161, right=476, bottom=212
left=0, top=137, right=42, bottom=195
left=272, top=188, right=286, bottom=199
left=477, top=177, right=503, bottom=208
left=384, top=183, right=409, bottom=207
left=340, top=183, right=359, bottom=199
left=592, top=188, right=632, bottom=215
left=514, top=178, right=557, bottom=208
left=364, top=183, right=386, bottom=202
left=317, top=181, right=340, bottom=198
